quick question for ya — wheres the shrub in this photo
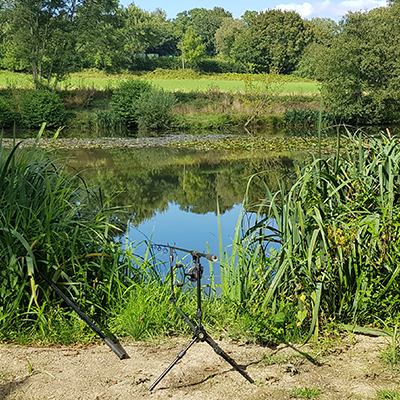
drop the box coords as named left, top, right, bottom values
left=20, top=90, right=65, bottom=128
left=0, top=97, right=15, bottom=128
left=92, top=109, right=124, bottom=135
left=110, top=79, right=153, bottom=127
left=284, top=109, right=336, bottom=128
left=135, top=89, right=177, bottom=131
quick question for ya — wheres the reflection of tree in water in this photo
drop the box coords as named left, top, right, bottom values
left=63, top=147, right=301, bottom=226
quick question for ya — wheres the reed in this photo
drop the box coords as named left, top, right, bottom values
left=0, top=126, right=145, bottom=342
left=245, top=127, right=400, bottom=337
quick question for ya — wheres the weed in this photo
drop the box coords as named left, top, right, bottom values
left=379, top=324, right=400, bottom=369
left=291, top=387, right=322, bottom=398
left=0, top=372, right=10, bottom=381
left=26, top=359, right=55, bottom=378
left=259, top=353, right=304, bottom=366
left=377, top=391, right=400, bottom=400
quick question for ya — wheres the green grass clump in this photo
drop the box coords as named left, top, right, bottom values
left=291, top=387, right=322, bottom=398
left=378, top=391, right=400, bottom=400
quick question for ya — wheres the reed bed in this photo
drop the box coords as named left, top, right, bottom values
left=2, top=124, right=399, bottom=346
left=245, top=127, right=400, bottom=338
left=0, top=126, right=149, bottom=342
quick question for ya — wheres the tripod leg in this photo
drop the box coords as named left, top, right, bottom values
left=149, top=336, right=198, bottom=391
left=204, top=334, right=254, bottom=384
left=174, top=304, right=196, bottom=333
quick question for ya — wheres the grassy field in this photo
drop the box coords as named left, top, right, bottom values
left=0, top=70, right=320, bottom=94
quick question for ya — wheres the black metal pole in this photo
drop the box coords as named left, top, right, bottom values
left=153, top=243, right=218, bottom=262
left=37, top=270, right=128, bottom=360
left=149, top=336, right=198, bottom=391
left=148, top=245, right=253, bottom=391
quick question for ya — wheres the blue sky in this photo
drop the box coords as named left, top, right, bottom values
left=119, top=0, right=387, bottom=20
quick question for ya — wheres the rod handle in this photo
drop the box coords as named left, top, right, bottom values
left=103, top=337, right=129, bottom=360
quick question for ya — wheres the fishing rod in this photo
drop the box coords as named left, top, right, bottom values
left=37, top=270, right=128, bottom=360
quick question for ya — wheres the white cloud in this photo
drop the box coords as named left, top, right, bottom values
left=273, top=0, right=387, bottom=19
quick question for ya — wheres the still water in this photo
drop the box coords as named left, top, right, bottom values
left=64, top=145, right=300, bottom=273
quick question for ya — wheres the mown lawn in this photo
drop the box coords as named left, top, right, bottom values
left=0, top=70, right=320, bottom=94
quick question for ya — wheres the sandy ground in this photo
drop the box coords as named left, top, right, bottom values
left=1, top=334, right=399, bottom=400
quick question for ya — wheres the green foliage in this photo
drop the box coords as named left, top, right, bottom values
left=110, top=79, right=153, bottom=127
left=92, top=109, right=124, bottom=135
left=20, top=90, right=65, bottom=128
left=246, top=129, right=400, bottom=336
left=122, top=4, right=178, bottom=60
left=0, top=132, right=141, bottom=342
left=111, top=280, right=190, bottom=339
left=135, top=89, right=177, bottom=131
left=291, top=388, right=322, bottom=398
left=110, top=80, right=176, bottom=130
left=0, top=97, right=15, bottom=128
left=178, top=27, right=206, bottom=68
left=320, top=4, right=400, bottom=124
left=378, top=391, right=400, bottom=400
left=284, top=109, right=336, bottom=128
left=215, top=18, right=245, bottom=58
left=143, top=68, right=202, bottom=80
left=1, top=0, right=120, bottom=89
left=377, top=323, right=400, bottom=369
left=294, top=43, right=329, bottom=80
left=174, top=7, right=233, bottom=57
left=232, top=10, right=311, bottom=74
left=196, top=58, right=246, bottom=74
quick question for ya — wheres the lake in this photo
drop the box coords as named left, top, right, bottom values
left=63, top=145, right=300, bottom=274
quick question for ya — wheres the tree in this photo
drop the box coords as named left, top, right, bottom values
left=214, top=18, right=245, bottom=58
left=231, top=9, right=311, bottom=74
left=121, top=5, right=173, bottom=57
left=320, top=4, right=400, bottom=123
left=174, top=7, right=232, bottom=56
left=241, top=10, right=258, bottom=27
left=1, top=0, right=119, bottom=89
left=295, top=18, right=339, bottom=79
left=178, top=27, right=206, bottom=69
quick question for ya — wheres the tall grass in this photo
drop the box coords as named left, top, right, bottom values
left=245, top=128, right=400, bottom=337
left=215, top=201, right=303, bottom=343
left=0, top=127, right=149, bottom=342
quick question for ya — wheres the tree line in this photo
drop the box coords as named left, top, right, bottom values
left=0, top=1, right=399, bottom=123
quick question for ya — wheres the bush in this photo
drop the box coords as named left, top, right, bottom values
left=92, top=109, right=124, bottom=135
left=196, top=58, right=246, bottom=73
left=284, top=109, right=336, bottom=128
left=20, top=90, right=65, bottom=128
left=135, top=89, right=177, bottom=131
left=110, top=79, right=153, bottom=128
left=130, top=55, right=182, bottom=71
left=0, top=97, right=15, bottom=128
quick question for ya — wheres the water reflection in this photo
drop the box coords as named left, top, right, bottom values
left=63, top=146, right=301, bottom=250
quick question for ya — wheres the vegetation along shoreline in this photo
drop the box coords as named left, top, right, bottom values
left=1, top=1, right=400, bottom=399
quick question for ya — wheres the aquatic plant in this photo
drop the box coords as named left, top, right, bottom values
left=246, top=127, right=400, bottom=337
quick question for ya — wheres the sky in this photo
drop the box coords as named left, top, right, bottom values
left=119, top=0, right=387, bottom=20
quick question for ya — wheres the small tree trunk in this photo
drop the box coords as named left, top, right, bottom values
left=32, top=63, right=38, bottom=90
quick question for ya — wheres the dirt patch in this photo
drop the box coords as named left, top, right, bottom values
left=0, top=334, right=399, bottom=400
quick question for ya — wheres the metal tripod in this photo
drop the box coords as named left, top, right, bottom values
left=149, top=244, right=254, bottom=391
